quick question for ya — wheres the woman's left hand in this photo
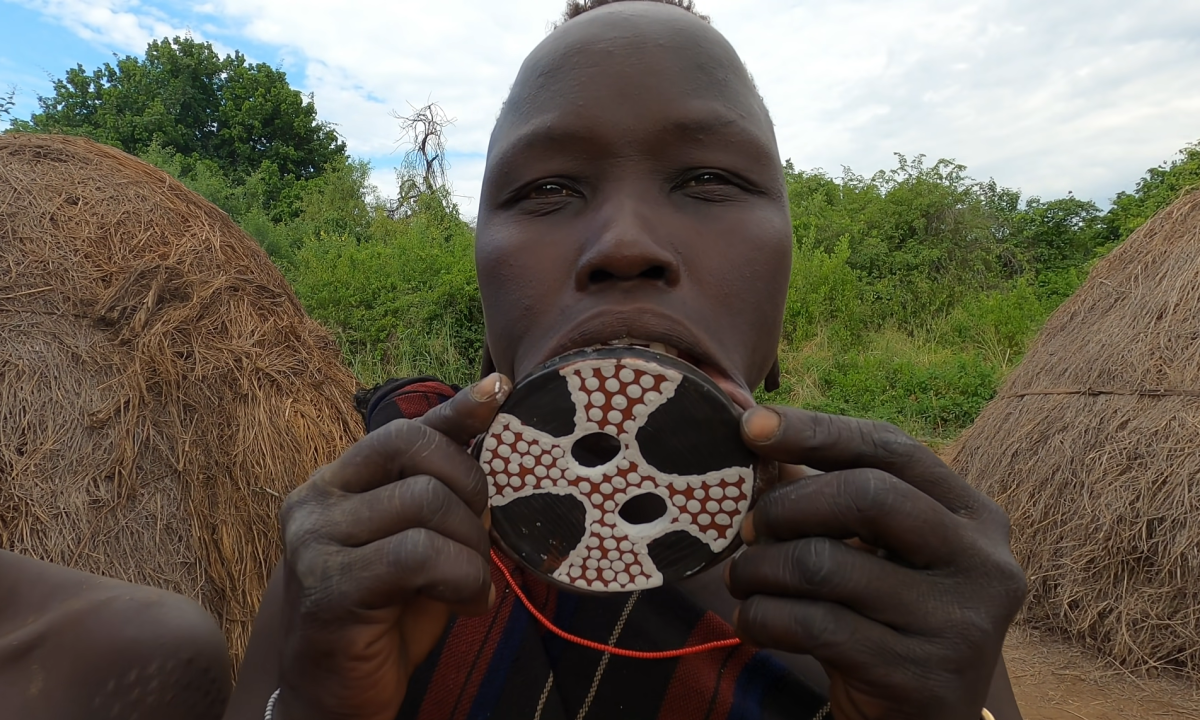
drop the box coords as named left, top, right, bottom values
left=726, top=406, right=1027, bottom=720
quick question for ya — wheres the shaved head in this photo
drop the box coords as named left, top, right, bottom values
left=494, top=2, right=771, bottom=146
left=558, top=0, right=710, bottom=25
left=476, top=0, right=791, bottom=408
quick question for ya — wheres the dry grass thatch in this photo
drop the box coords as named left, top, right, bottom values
left=0, top=134, right=363, bottom=665
left=945, top=188, right=1200, bottom=680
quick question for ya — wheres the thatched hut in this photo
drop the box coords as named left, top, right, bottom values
left=0, top=134, right=362, bottom=664
left=945, top=189, right=1200, bottom=678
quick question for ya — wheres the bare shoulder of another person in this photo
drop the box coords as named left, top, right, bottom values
left=0, top=549, right=231, bottom=720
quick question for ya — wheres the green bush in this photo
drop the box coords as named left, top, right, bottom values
left=284, top=200, right=482, bottom=387
left=135, top=116, right=1200, bottom=443
left=803, top=345, right=998, bottom=442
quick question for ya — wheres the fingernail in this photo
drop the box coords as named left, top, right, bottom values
left=487, top=583, right=497, bottom=609
left=731, top=605, right=741, bottom=629
left=740, top=511, right=756, bottom=544
left=471, top=373, right=505, bottom=402
left=742, top=407, right=781, bottom=443
left=482, top=507, right=492, bottom=531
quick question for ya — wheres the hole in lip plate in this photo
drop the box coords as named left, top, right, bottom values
left=618, top=492, right=668, bottom=524
left=571, top=431, right=621, bottom=467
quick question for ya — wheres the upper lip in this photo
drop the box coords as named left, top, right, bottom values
left=539, top=308, right=731, bottom=383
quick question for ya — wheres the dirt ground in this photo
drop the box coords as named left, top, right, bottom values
left=1005, top=625, right=1200, bottom=719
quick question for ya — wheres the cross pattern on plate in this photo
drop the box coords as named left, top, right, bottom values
left=481, top=357, right=753, bottom=592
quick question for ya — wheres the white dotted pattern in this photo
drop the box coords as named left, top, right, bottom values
left=480, top=357, right=753, bottom=592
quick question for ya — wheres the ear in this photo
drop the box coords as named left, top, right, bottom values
left=480, top=339, right=497, bottom=379
left=762, top=356, right=781, bottom=393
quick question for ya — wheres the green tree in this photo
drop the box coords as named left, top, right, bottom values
left=1009, top=195, right=1106, bottom=270
left=0, top=86, right=16, bottom=124
left=1105, top=141, right=1200, bottom=240
left=11, top=36, right=347, bottom=214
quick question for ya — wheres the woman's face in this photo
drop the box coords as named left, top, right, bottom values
left=475, top=3, right=793, bottom=409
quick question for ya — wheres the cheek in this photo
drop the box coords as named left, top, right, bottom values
left=476, top=224, right=579, bottom=369
left=693, top=209, right=791, bottom=312
left=687, top=208, right=792, bottom=374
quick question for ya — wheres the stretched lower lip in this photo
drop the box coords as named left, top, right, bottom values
left=698, top=363, right=755, bottom=410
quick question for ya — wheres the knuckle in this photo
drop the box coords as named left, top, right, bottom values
left=279, top=486, right=305, bottom=527
left=280, top=483, right=327, bottom=551
left=802, top=602, right=851, bottom=650
left=388, top=527, right=439, bottom=579
left=400, top=420, right=441, bottom=458
left=376, top=418, right=436, bottom=463
left=788, top=539, right=837, bottom=590
left=868, top=420, right=919, bottom=459
left=944, top=604, right=1004, bottom=654
left=837, top=468, right=898, bottom=522
left=404, top=475, right=452, bottom=523
left=978, top=494, right=1012, bottom=532
left=996, top=559, right=1029, bottom=610
left=290, top=546, right=349, bottom=619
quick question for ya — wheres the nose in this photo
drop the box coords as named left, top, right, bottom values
left=574, top=197, right=681, bottom=290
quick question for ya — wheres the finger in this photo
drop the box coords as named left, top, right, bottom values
left=417, top=372, right=512, bottom=446
left=343, top=528, right=493, bottom=611
left=728, top=537, right=940, bottom=632
left=741, top=406, right=983, bottom=517
left=744, top=468, right=961, bottom=567
left=326, top=475, right=491, bottom=558
left=312, top=418, right=489, bottom=514
left=735, top=595, right=911, bottom=684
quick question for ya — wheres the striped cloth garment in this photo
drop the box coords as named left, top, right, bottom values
left=361, top=378, right=830, bottom=720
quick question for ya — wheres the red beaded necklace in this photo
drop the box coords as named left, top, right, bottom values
left=490, top=548, right=742, bottom=660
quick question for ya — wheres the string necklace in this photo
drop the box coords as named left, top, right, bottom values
left=490, top=548, right=741, bottom=659
left=494, top=549, right=833, bottom=720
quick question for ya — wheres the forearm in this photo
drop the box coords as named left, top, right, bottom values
left=223, top=562, right=287, bottom=720
left=985, top=654, right=1023, bottom=720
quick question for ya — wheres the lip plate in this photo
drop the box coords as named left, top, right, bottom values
left=481, top=344, right=750, bottom=595
left=529, top=345, right=743, bottom=419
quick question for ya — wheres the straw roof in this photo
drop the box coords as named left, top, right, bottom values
left=946, top=188, right=1200, bottom=678
left=0, top=133, right=362, bottom=665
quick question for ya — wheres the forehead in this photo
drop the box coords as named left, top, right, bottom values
left=487, top=4, right=775, bottom=170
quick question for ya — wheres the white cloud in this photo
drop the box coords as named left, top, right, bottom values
left=193, top=0, right=559, bottom=217
left=9, top=0, right=188, bottom=52
left=13, top=0, right=1200, bottom=215
left=701, top=0, right=1200, bottom=202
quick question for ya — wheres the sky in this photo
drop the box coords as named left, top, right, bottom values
left=2, top=0, right=1199, bottom=219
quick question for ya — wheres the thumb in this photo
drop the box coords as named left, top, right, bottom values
left=417, top=372, right=512, bottom=446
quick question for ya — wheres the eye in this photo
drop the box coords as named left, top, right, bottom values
left=527, top=182, right=581, bottom=199
left=681, top=171, right=731, bottom=187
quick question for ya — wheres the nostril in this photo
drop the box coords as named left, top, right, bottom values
left=588, top=269, right=616, bottom=284
left=586, top=265, right=669, bottom=285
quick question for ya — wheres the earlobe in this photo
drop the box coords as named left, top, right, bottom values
left=763, top=357, right=780, bottom=393
left=480, top=340, right=497, bottom=380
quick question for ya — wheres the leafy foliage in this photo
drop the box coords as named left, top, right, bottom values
left=13, top=38, right=1196, bottom=442
left=164, top=142, right=1196, bottom=443
left=10, top=36, right=347, bottom=219
left=1106, top=141, right=1200, bottom=240
left=0, top=86, right=15, bottom=123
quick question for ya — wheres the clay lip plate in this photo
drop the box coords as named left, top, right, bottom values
left=477, top=345, right=758, bottom=595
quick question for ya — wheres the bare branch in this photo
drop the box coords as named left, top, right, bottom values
left=389, top=101, right=455, bottom=217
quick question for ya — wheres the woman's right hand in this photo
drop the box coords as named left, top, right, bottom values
left=273, top=373, right=511, bottom=720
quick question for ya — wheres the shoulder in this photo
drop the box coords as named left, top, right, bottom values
left=0, top=550, right=231, bottom=720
